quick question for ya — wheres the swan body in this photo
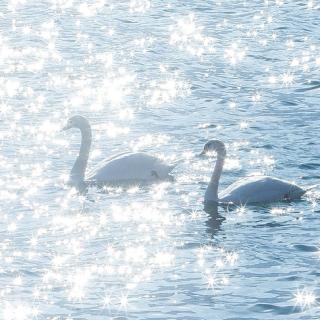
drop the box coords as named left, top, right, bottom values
left=63, top=115, right=174, bottom=188
left=218, top=175, right=304, bottom=204
left=202, top=140, right=305, bottom=205
left=87, top=152, right=174, bottom=184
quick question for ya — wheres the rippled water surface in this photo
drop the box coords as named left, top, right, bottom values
left=1, top=0, right=320, bottom=319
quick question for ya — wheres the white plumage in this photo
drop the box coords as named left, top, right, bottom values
left=218, top=175, right=304, bottom=205
left=63, top=116, right=174, bottom=188
left=202, top=140, right=305, bottom=205
left=87, top=152, right=174, bottom=184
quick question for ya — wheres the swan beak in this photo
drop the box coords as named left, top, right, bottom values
left=61, top=123, right=71, bottom=131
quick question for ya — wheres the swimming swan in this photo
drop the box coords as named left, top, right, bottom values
left=201, top=140, right=305, bottom=205
left=63, top=115, right=174, bottom=188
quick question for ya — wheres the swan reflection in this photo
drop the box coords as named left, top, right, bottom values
left=203, top=201, right=225, bottom=238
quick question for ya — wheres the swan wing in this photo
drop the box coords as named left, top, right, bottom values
left=87, top=152, right=174, bottom=184
left=219, top=176, right=305, bottom=205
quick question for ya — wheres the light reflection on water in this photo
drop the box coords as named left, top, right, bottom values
left=1, top=0, right=320, bottom=319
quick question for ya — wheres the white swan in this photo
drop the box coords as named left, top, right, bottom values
left=201, top=140, right=305, bottom=205
left=63, top=115, right=174, bottom=188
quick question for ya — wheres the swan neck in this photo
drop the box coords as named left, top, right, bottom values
left=79, top=124, right=92, bottom=160
left=70, top=122, right=92, bottom=184
left=208, top=151, right=225, bottom=200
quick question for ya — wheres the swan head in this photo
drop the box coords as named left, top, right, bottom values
left=201, top=140, right=226, bottom=157
left=62, top=115, right=90, bottom=131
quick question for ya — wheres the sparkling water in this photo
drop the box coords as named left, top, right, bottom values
left=0, top=0, right=320, bottom=319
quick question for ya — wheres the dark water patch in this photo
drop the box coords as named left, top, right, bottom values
left=194, top=5, right=214, bottom=13
left=251, top=303, right=298, bottom=315
left=278, top=275, right=301, bottom=281
left=116, top=18, right=137, bottom=24
left=276, top=25, right=289, bottom=30
left=253, top=144, right=274, bottom=149
left=281, top=100, right=298, bottom=106
left=250, top=126, right=263, bottom=130
left=296, top=85, right=320, bottom=92
left=283, top=145, right=295, bottom=151
left=179, top=242, right=206, bottom=250
left=247, top=54, right=280, bottom=62
left=253, top=222, right=285, bottom=228
left=308, top=80, right=320, bottom=86
left=197, top=123, right=217, bottom=129
left=295, top=81, right=320, bottom=92
left=295, top=123, right=309, bottom=127
left=293, top=244, right=318, bottom=252
left=299, top=163, right=320, bottom=170
left=301, top=175, right=320, bottom=180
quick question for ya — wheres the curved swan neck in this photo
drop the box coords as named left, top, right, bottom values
left=70, top=120, right=92, bottom=184
left=79, top=122, right=92, bottom=160
left=206, top=149, right=226, bottom=201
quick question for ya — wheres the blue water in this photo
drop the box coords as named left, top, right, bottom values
left=1, top=0, right=320, bottom=319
